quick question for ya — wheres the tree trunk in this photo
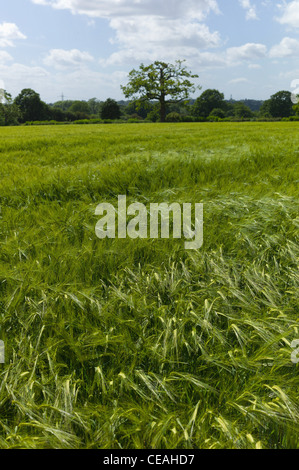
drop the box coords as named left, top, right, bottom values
left=160, top=95, right=166, bottom=122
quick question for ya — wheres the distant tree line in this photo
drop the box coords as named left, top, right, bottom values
left=0, top=86, right=298, bottom=126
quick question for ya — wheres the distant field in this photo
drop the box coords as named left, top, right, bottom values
left=0, top=122, right=298, bottom=449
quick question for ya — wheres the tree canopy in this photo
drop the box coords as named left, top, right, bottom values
left=101, top=98, right=121, bottom=120
left=14, top=88, right=48, bottom=122
left=69, top=100, right=90, bottom=115
left=234, top=102, right=253, bottom=119
left=267, top=91, right=294, bottom=118
left=0, top=80, right=298, bottom=126
left=192, top=89, right=225, bottom=118
left=121, top=60, right=200, bottom=122
left=0, top=90, right=20, bottom=126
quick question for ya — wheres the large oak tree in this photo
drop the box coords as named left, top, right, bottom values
left=121, top=60, right=200, bottom=122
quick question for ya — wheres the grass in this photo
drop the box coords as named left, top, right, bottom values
left=0, top=122, right=298, bottom=449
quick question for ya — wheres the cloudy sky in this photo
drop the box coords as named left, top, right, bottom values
left=0, top=0, right=299, bottom=103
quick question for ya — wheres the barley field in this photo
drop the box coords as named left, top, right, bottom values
left=0, top=122, right=298, bottom=449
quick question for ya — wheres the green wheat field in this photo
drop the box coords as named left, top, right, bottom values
left=0, top=122, right=298, bottom=449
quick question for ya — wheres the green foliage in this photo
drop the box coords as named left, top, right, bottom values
left=88, top=98, right=102, bottom=115
left=74, top=118, right=103, bottom=124
left=69, top=100, right=90, bottom=115
left=206, top=115, right=221, bottom=122
left=234, top=102, right=253, bottom=119
left=124, top=101, right=149, bottom=119
left=192, top=89, right=225, bottom=118
left=181, top=115, right=195, bottom=122
left=14, top=88, right=49, bottom=123
left=52, top=100, right=77, bottom=112
left=121, top=60, right=199, bottom=122
left=0, top=91, right=20, bottom=126
left=267, top=91, right=294, bottom=118
left=259, top=99, right=272, bottom=118
left=101, top=98, right=121, bottom=120
left=0, top=122, right=298, bottom=448
left=209, top=108, right=226, bottom=119
left=48, top=106, right=67, bottom=122
left=145, top=103, right=160, bottom=122
left=126, top=118, right=145, bottom=123
left=241, top=99, right=264, bottom=112
left=165, top=112, right=182, bottom=122
left=49, top=99, right=101, bottom=121
left=223, top=101, right=235, bottom=117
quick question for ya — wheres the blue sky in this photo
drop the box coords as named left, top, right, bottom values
left=0, top=0, right=299, bottom=103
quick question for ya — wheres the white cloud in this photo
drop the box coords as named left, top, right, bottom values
left=0, top=63, right=49, bottom=98
left=105, top=41, right=269, bottom=72
left=228, top=77, right=249, bottom=84
left=276, top=1, right=299, bottom=29
left=191, top=43, right=267, bottom=69
left=101, top=17, right=221, bottom=66
left=269, top=37, right=299, bottom=57
left=0, top=63, right=49, bottom=80
left=248, top=63, right=261, bottom=69
left=43, top=48, right=94, bottom=69
left=110, top=16, right=220, bottom=48
left=19, top=0, right=294, bottom=102
left=0, top=59, right=130, bottom=101
left=0, top=22, right=26, bottom=48
left=194, top=44, right=267, bottom=69
left=32, top=0, right=221, bottom=68
left=193, top=51, right=227, bottom=67
left=0, top=51, right=13, bottom=63
left=227, top=43, right=267, bottom=62
left=239, top=0, right=258, bottom=20
left=102, top=41, right=269, bottom=71
left=31, top=0, right=220, bottom=19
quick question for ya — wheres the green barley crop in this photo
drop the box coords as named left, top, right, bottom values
left=0, top=122, right=298, bottom=449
